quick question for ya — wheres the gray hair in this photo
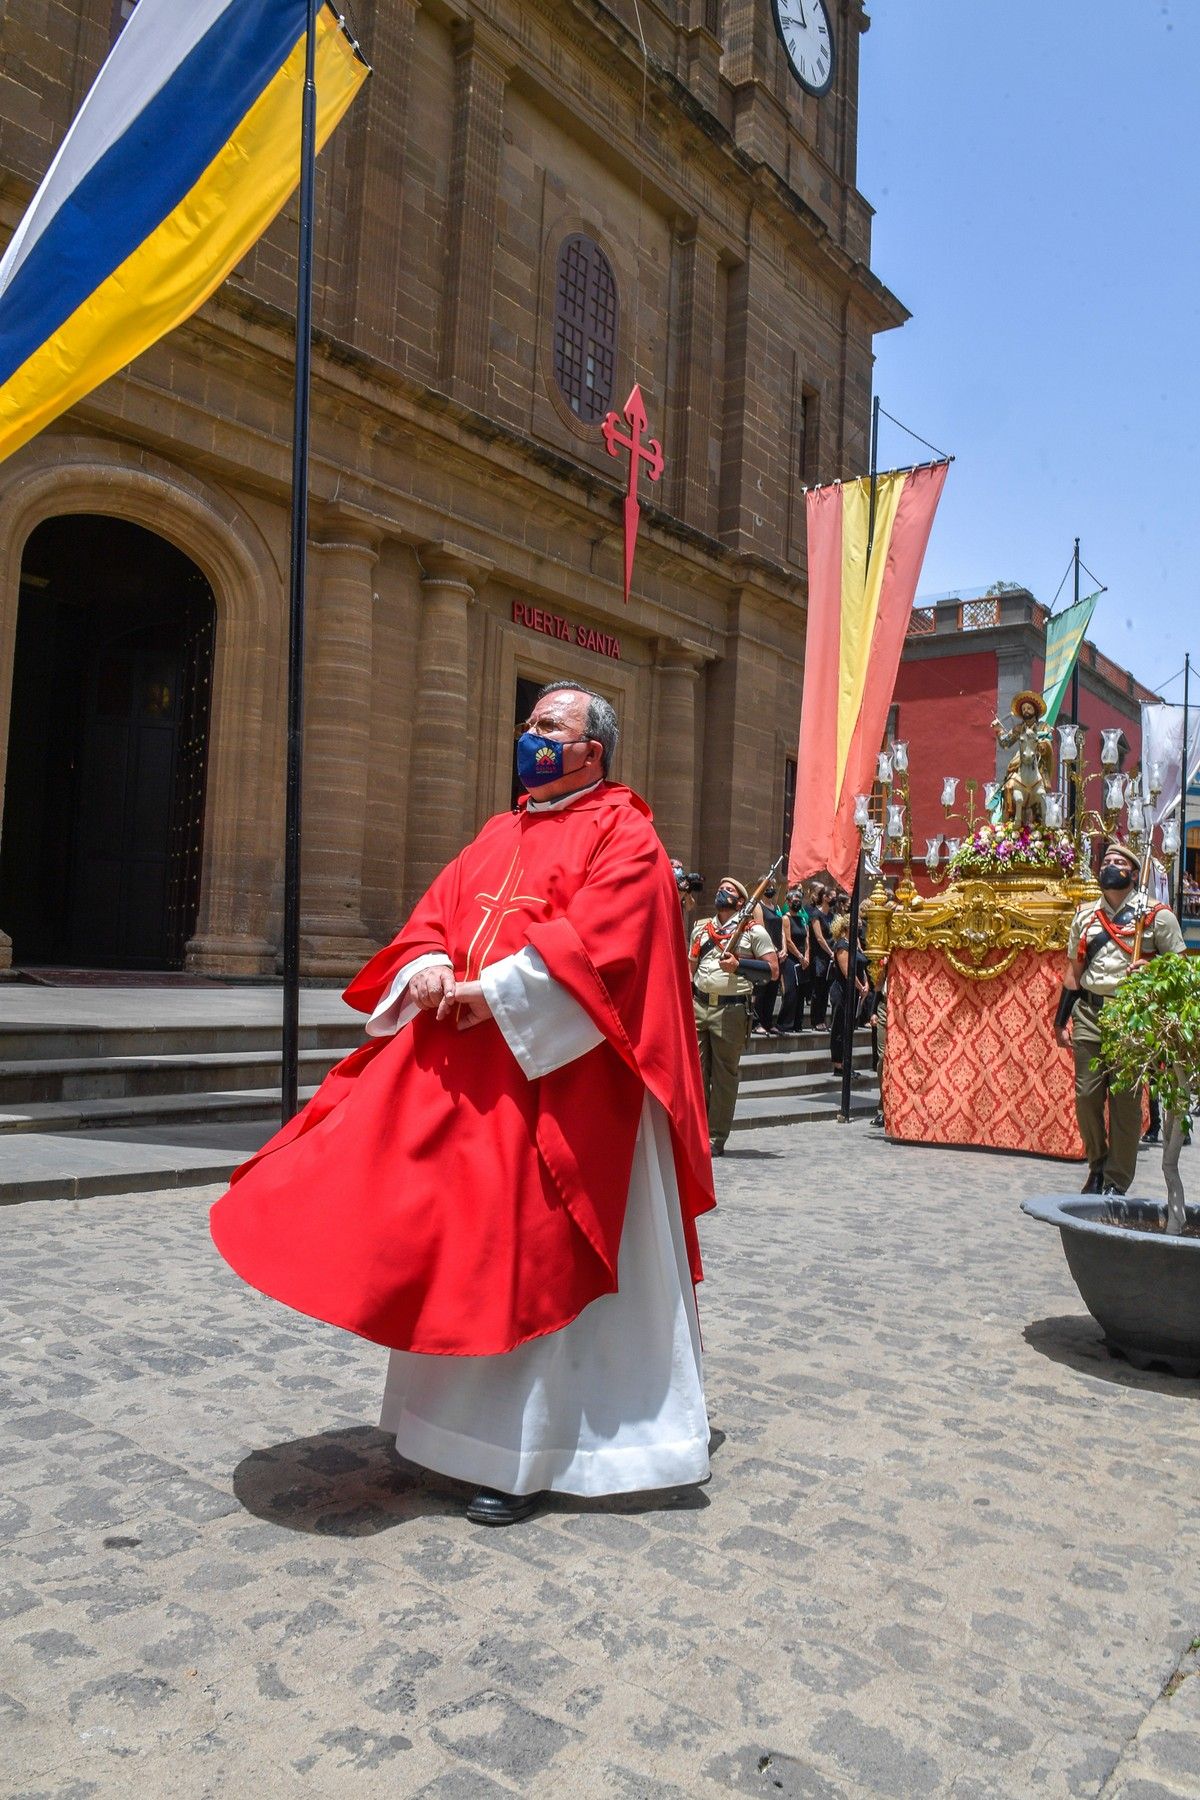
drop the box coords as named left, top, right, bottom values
left=534, top=681, right=619, bottom=776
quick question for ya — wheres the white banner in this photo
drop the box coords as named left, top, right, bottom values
left=1140, top=702, right=1200, bottom=825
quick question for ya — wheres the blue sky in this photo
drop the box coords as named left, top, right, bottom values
left=857, top=0, right=1198, bottom=695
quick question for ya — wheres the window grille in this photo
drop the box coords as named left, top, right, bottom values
left=553, top=235, right=618, bottom=425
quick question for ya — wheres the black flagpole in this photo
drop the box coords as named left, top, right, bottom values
left=282, top=0, right=319, bottom=1125
left=1178, top=652, right=1191, bottom=920
left=838, top=396, right=880, bottom=1124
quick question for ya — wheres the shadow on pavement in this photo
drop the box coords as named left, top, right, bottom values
left=233, top=1426, right=467, bottom=1534
left=233, top=1424, right=719, bottom=1535
left=1024, top=1315, right=1200, bottom=1396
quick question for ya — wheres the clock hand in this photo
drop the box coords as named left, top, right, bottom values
left=795, top=0, right=807, bottom=25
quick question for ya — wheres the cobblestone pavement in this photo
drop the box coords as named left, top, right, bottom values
left=4, top=1123, right=1200, bottom=1799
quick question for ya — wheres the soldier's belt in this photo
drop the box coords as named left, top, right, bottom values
left=693, top=986, right=747, bottom=1008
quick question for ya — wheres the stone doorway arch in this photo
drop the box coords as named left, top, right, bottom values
left=0, top=438, right=285, bottom=975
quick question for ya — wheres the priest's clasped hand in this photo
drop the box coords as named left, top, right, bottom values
left=440, top=978, right=490, bottom=1031
left=405, top=965, right=491, bottom=1030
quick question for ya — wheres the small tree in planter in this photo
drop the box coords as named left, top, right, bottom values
left=1098, top=954, right=1200, bottom=1234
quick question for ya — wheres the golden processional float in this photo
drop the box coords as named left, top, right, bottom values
left=858, top=697, right=1183, bottom=1158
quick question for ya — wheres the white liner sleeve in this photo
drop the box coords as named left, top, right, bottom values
left=480, top=946, right=604, bottom=1080
left=365, top=952, right=453, bottom=1038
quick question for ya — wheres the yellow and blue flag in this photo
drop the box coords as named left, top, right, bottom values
left=0, top=0, right=367, bottom=466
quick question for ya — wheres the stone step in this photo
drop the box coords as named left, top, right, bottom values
left=0, top=1020, right=354, bottom=1063
left=740, top=1027, right=873, bottom=1056
left=741, top=1065, right=874, bottom=1094
left=0, top=1122, right=272, bottom=1205
left=0, top=1085, right=320, bottom=1138
left=731, top=1091, right=880, bottom=1131
left=0, top=1046, right=353, bottom=1106
left=739, top=1047, right=873, bottom=1083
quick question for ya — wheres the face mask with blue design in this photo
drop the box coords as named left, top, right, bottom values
left=516, top=731, right=590, bottom=789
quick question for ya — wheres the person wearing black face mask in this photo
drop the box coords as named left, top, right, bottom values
left=689, top=877, right=779, bottom=1154
left=776, top=889, right=811, bottom=1034
left=1057, top=840, right=1186, bottom=1195
left=752, top=881, right=786, bottom=1036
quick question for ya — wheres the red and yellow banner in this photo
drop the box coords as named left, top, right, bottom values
left=789, top=461, right=948, bottom=891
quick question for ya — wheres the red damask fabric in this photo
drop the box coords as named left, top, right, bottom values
left=883, top=948, right=1085, bottom=1160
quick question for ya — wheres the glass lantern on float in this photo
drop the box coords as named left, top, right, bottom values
left=1100, top=727, right=1124, bottom=769
left=876, top=751, right=893, bottom=785
left=941, top=776, right=958, bottom=811
left=1057, top=724, right=1081, bottom=764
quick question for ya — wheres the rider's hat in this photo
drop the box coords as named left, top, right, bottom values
left=1010, top=690, right=1046, bottom=719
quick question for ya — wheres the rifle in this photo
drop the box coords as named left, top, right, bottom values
left=1131, top=831, right=1158, bottom=964
left=704, top=855, right=785, bottom=959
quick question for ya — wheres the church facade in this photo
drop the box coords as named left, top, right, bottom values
left=0, top=0, right=904, bottom=976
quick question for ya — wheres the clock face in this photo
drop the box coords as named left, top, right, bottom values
left=772, top=0, right=836, bottom=97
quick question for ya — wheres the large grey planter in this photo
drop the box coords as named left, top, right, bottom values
left=1022, top=1194, right=1200, bottom=1377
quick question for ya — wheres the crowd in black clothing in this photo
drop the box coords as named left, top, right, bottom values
left=751, top=881, right=849, bottom=1038
left=672, top=871, right=879, bottom=1046
left=674, top=861, right=887, bottom=1126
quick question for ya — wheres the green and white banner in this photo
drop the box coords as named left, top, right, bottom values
left=1041, top=591, right=1100, bottom=724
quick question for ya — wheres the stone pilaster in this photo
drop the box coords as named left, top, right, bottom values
left=670, top=223, right=722, bottom=537
left=439, top=21, right=511, bottom=409
left=405, top=543, right=494, bottom=907
left=299, top=522, right=381, bottom=976
left=652, top=641, right=710, bottom=864
left=335, top=0, right=420, bottom=364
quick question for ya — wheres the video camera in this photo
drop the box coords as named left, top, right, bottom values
left=674, top=868, right=704, bottom=895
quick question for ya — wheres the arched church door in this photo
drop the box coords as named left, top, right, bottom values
left=0, top=516, right=216, bottom=970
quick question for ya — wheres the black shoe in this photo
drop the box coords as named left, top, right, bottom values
left=1140, top=1131, right=1160, bottom=1147
left=1101, top=1183, right=1126, bottom=1196
left=466, top=1487, right=544, bottom=1527
left=871, top=1110, right=884, bottom=1127
left=709, top=1139, right=725, bottom=1157
left=1081, top=1170, right=1105, bottom=1194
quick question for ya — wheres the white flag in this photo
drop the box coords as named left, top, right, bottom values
left=1140, top=702, right=1200, bottom=825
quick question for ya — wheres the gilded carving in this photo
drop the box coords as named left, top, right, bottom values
left=864, top=872, right=1097, bottom=984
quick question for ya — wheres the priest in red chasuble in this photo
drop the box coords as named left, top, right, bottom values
left=211, top=681, right=716, bottom=1525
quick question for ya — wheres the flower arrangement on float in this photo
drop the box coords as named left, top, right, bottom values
left=944, top=821, right=1077, bottom=881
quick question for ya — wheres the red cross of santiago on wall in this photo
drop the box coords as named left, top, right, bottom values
left=601, top=383, right=664, bottom=605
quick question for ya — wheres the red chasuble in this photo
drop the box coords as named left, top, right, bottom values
left=210, top=783, right=715, bottom=1357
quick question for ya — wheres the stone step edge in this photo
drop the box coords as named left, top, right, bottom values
left=0, top=1026, right=356, bottom=1063
left=0, top=1085, right=320, bottom=1135
left=0, top=1046, right=355, bottom=1080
